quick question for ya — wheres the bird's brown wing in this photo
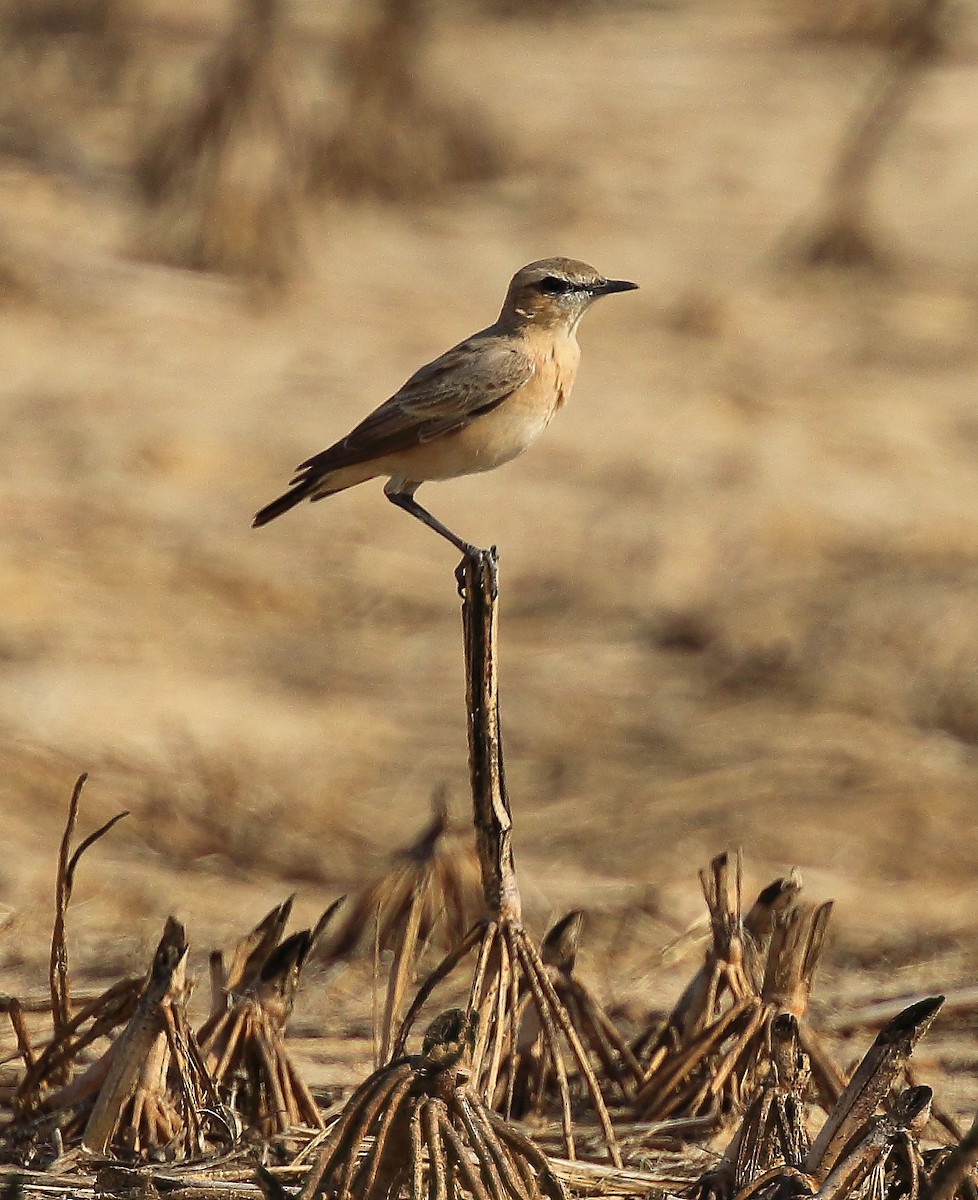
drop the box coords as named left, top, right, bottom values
left=289, top=335, right=536, bottom=483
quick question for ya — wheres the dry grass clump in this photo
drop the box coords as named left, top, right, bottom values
left=294, top=1007, right=567, bottom=1200
left=198, top=896, right=340, bottom=1137
left=6, top=917, right=231, bottom=1163
left=312, top=0, right=505, bottom=202
left=132, top=0, right=308, bottom=287
left=631, top=854, right=841, bottom=1135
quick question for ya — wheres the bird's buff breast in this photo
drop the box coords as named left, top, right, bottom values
left=385, top=346, right=578, bottom=482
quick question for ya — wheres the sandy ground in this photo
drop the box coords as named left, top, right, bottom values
left=2, top=0, right=978, bottom=1125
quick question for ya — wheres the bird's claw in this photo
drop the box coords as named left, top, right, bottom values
left=455, top=545, right=498, bottom=599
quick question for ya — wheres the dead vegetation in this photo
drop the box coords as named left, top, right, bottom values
left=631, top=854, right=841, bottom=1133
left=5, top=2, right=978, bottom=1199
left=325, top=793, right=482, bottom=1065
left=2, top=558, right=978, bottom=1200
left=294, top=1007, right=567, bottom=1200
left=198, top=895, right=341, bottom=1137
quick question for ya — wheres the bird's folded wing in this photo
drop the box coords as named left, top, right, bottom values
left=291, top=337, right=536, bottom=481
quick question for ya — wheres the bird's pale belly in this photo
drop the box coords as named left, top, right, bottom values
left=415, top=402, right=557, bottom=480
left=377, top=386, right=571, bottom=484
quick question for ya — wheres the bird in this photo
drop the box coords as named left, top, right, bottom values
left=253, top=257, right=637, bottom=555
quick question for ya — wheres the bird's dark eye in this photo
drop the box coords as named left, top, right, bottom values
left=537, top=275, right=574, bottom=295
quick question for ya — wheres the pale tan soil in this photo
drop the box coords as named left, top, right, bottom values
left=3, top=0, right=978, bottom=1133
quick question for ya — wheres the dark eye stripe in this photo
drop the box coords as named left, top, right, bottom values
left=538, top=275, right=574, bottom=295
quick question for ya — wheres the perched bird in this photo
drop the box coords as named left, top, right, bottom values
left=253, top=257, right=637, bottom=554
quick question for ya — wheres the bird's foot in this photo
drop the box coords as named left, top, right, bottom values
left=455, top=545, right=498, bottom=598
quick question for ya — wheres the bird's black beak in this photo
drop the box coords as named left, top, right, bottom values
left=592, top=278, right=638, bottom=296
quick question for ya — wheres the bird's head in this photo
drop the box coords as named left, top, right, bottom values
left=499, top=257, right=637, bottom=333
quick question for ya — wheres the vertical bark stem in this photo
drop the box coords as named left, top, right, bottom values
left=459, top=550, right=522, bottom=923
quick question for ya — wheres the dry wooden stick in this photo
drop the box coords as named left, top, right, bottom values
left=804, top=995, right=944, bottom=1181
left=392, top=550, right=623, bottom=1165
left=930, top=1111, right=978, bottom=1200
left=48, top=774, right=128, bottom=1086
left=817, top=1085, right=932, bottom=1200
left=462, top=549, right=520, bottom=923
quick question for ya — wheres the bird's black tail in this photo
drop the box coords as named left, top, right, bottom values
left=253, top=477, right=347, bottom=526
left=252, top=484, right=310, bottom=527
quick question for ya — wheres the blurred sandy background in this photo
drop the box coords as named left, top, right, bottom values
left=1, top=0, right=978, bottom=1076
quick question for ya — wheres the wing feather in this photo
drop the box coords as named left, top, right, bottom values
left=290, top=335, right=535, bottom=483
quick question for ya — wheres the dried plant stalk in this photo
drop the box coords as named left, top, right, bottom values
left=208, top=895, right=297, bottom=1017
left=12, top=976, right=142, bottom=1120
left=633, top=857, right=800, bottom=1073
left=19, top=918, right=230, bottom=1160
left=804, top=995, right=944, bottom=1181
left=505, top=911, right=644, bottom=1115
left=697, top=1011, right=813, bottom=1200
left=2, top=774, right=131, bottom=1113
left=699, top=1000, right=945, bottom=1200
left=198, top=899, right=341, bottom=1135
left=328, top=794, right=480, bottom=962
left=817, top=1084, right=932, bottom=1200
left=391, top=550, right=622, bottom=1166
left=633, top=860, right=839, bottom=1136
left=49, top=776, right=129, bottom=1064
left=80, top=918, right=221, bottom=1157
left=294, top=1008, right=567, bottom=1200
left=326, top=794, right=481, bottom=1064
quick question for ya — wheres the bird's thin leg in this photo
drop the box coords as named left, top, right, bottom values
left=385, top=488, right=481, bottom=558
